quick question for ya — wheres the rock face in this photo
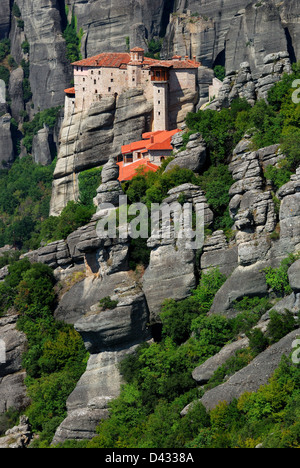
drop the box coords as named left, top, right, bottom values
left=165, top=133, right=207, bottom=173
left=0, top=415, right=32, bottom=449
left=143, top=182, right=213, bottom=322
left=207, top=142, right=300, bottom=317
left=0, top=114, right=14, bottom=167
left=182, top=329, right=300, bottom=414
left=0, top=0, right=11, bottom=38
left=16, top=0, right=72, bottom=111
left=0, top=315, right=30, bottom=414
left=52, top=286, right=151, bottom=443
left=50, top=89, right=153, bottom=216
left=217, top=52, right=291, bottom=108
left=48, top=193, right=152, bottom=442
left=68, top=0, right=169, bottom=58
left=163, top=1, right=300, bottom=72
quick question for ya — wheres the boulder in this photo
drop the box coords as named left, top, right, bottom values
left=182, top=329, right=300, bottom=414
left=32, top=126, right=53, bottom=166
left=288, top=260, right=300, bottom=293
left=165, top=134, right=207, bottom=174
left=74, top=293, right=150, bottom=353
left=192, top=337, right=249, bottom=385
left=0, top=114, right=14, bottom=167
left=209, top=263, right=269, bottom=317
left=0, top=416, right=32, bottom=449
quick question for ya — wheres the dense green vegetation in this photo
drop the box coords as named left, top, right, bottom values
left=145, top=39, right=163, bottom=59
left=0, top=258, right=88, bottom=446
left=0, top=156, right=55, bottom=249
left=22, top=107, right=62, bottom=154
left=0, top=154, right=101, bottom=250
left=264, top=252, right=300, bottom=297
left=63, top=7, right=83, bottom=64
left=187, top=63, right=300, bottom=191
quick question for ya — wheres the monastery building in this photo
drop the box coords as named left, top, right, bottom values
left=64, top=47, right=201, bottom=132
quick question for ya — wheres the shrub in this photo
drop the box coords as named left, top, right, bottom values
left=160, top=296, right=200, bottom=344
left=0, top=39, right=10, bottom=62
left=78, top=167, right=102, bottom=207
left=99, top=297, right=119, bottom=310
left=266, top=310, right=296, bottom=344
left=22, top=107, right=61, bottom=153
left=246, top=328, right=269, bottom=355
left=214, top=65, right=225, bottom=82
left=264, top=253, right=300, bottom=297
left=39, top=201, right=94, bottom=243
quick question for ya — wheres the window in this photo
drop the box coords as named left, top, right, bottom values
left=83, top=77, right=85, bottom=82
left=158, top=111, right=161, bottom=116
left=95, top=89, right=98, bottom=94
left=158, top=89, right=161, bottom=94
left=98, top=71, right=101, bottom=75
left=158, top=101, right=160, bottom=105
left=108, top=87, right=111, bottom=92
left=91, top=70, right=94, bottom=75
left=94, top=79, right=97, bottom=84
left=132, top=78, right=135, bottom=82
left=111, top=78, right=114, bottom=82
left=83, top=87, right=85, bottom=92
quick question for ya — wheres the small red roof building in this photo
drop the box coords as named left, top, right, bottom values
left=117, top=159, right=160, bottom=182
left=117, top=129, right=180, bottom=182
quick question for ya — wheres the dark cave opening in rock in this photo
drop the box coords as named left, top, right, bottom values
left=150, top=323, right=163, bottom=342
left=160, top=0, right=176, bottom=38
left=285, top=27, right=296, bottom=64
left=213, top=48, right=226, bottom=69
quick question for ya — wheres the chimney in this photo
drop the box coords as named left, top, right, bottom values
left=150, top=135, right=154, bottom=144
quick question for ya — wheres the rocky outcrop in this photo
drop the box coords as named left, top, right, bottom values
left=16, top=0, right=72, bottom=111
left=288, top=260, right=300, bottom=293
left=52, top=271, right=151, bottom=442
left=0, top=0, right=11, bottom=38
left=143, top=183, right=213, bottom=322
left=8, top=67, right=24, bottom=122
left=0, top=315, right=30, bottom=414
left=200, top=231, right=238, bottom=277
left=165, top=132, right=207, bottom=173
left=205, top=139, right=300, bottom=316
left=0, top=114, right=14, bottom=167
left=192, top=337, right=249, bottom=386
left=32, top=125, right=54, bottom=166
left=50, top=89, right=153, bottom=216
left=67, top=0, right=169, bottom=58
left=0, top=415, right=32, bottom=449
left=182, top=329, right=300, bottom=414
left=217, top=52, right=292, bottom=108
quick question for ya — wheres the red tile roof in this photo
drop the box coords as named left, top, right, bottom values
left=149, top=59, right=200, bottom=69
left=117, top=159, right=159, bottom=181
left=72, top=52, right=200, bottom=70
left=72, top=53, right=132, bottom=68
left=121, top=129, right=180, bottom=155
left=64, top=87, right=75, bottom=95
